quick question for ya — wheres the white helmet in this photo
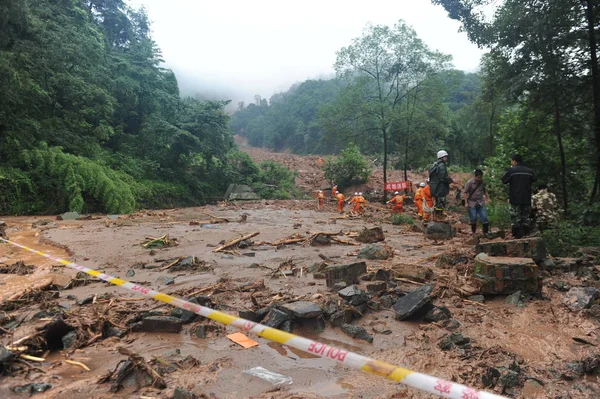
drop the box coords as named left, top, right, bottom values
left=419, top=182, right=426, bottom=187
left=336, top=191, right=340, bottom=194
left=354, top=192, right=358, bottom=195
left=359, top=192, right=363, bottom=195
left=318, top=190, right=322, bottom=193
left=394, top=191, right=399, bottom=194
left=437, top=150, right=448, bottom=159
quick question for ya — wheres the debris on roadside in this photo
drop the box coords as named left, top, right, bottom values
left=141, top=234, right=178, bottom=249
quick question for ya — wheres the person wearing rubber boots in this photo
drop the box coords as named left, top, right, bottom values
left=429, top=150, right=453, bottom=220
left=501, top=154, right=536, bottom=238
left=463, top=169, right=491, bottom=237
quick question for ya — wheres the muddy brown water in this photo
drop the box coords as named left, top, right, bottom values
left=0, top=204, right=598, bottom=398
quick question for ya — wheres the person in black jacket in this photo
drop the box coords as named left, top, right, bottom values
left=429, top=150, right=454, bottom=218
left=501, top=154, right=536, bottom=238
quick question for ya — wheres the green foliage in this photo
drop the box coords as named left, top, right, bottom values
left=486, top=201, right=511, bottom=229
left=22, top=144, right=136, bottom=214
left=391, top=214, right=415, bottom=225
left=252, top=161, right=302, bottom=200
left=543, top=222, right=600, bottom=257
left=324, top=143, right=372, bottom=188
left=0, top=0, right=241, bottom=215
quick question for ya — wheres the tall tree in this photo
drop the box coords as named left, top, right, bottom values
left=332, top=20, right=451, bottom=198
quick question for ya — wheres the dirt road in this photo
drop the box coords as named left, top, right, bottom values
left=0, top=200, right=598, bottom=399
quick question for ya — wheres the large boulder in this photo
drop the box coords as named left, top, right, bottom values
left=279, top=301, right=323, bottom=318
left=562, top=287, right=600, bottom=310
left=425, top=222, right=454, bottom=240
left=355, top=227, right=385, bottom=243
left=475, top=237, right=546, bottom=263
left=473, top=253, right=542, bottom=294
left=325, top=262, right=367, bottom=289
left=392, top=283, right=435, bottom=320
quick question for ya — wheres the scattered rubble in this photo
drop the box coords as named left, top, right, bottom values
left=325, top=262, right=367, bottom=288
left=340, top=324, right=373, bottom=343
left=562, top=287, right=600, bottom=310
left=425, top=222, right=454, bottom=240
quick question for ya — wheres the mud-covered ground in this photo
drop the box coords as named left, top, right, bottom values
left=0, top=199, right=599, bottom=399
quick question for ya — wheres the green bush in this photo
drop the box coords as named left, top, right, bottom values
left=324, top=143, right=371, bottom=188
left=252, top=161, right=302, bottom=200
left=542, top=222, right=600, bottom=257
left=391, top=213, right=415, bottom=225
left=487, top=201, right=511, bottom=229
left=0, top=167, right=42, bottom=215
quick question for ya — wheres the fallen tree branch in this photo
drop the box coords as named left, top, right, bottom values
left=65, top=359, right=91, bottom=371
left=212, top=232, right=259, bottom=253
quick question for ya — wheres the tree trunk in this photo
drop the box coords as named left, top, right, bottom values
left=382, top=127, right=388, bottom=202
left=554, top=98, right=568, bottom=213
left=584, top=0, right=600, bottom=201
left=488, top=103, right=495, bottom=157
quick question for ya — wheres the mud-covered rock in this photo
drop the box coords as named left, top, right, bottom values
left=171, top=298, right=200, bottom=324
left=57, top=211, right=80, bottom=220
left=504, top=291, right=524, bottom=307
left=262, top=309, right=291, bottom=328
left=392, top=283, right=434, bottom=320
left=439, top=332, right=471, bottom=350
left=425, top=222, right=453, bottom=240
left=12, top=383, right=52, bottom=395
left=173, top=387, right=196, bottom=399
left=330, top=310, right=353, bottom=327
left=375, top=269, right=391, bottom=281
left=424, top=306, right=452, bottom=324
left=469, top=295, right=485, bottom=303
left=341, top=324, right=373, bottom=343
left=131, top=316, right=183, bottom=333
left=325, top=262, right=367, bottom=288
left=355, top=227, right=385, bottom=243
left=391, top=263, right=433, bottom=282
left=61, top=331, right=77, bottom=350
left=358, top=244, right=393, bottom=260
left=366, top=281, right=387, bottom=293
left=563, top=287, right=600, bottom=310
left=338, top=285, right=369, bottom=306
left=280, top=301, right=323, bottom=318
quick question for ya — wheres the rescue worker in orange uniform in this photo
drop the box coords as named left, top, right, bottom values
left=422, top=180, right=434, bottom=222
left=331, top=184, right=338, bottom=199
left=317, top=190, right=325, bottom=209
left=414, top=182, right=426, bottom=219
left=348, top=192, right=359, bottom=212
left=336, top=191, right=345, bottom=213
left=317, top=157, right=323, bottom=168
left=356, top=192, right=367, bottom=215
left=387, top=191, right=408, bottom=214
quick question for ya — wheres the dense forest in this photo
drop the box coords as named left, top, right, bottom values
left=2, top=0, right=599, bottom=231
left=0, top=0, right=283, bottom=214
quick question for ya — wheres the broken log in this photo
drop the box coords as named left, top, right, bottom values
left=212, top=232, right=259, bottom=253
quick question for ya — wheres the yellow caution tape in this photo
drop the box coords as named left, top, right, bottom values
left=0, top=236, right=508, bottom=399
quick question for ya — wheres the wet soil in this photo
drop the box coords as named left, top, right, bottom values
left=0, top=204, right=598, bottom=398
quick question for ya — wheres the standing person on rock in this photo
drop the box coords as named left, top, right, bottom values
left=429, top=150, right=454, bottom=219
left=501, top=154, right=536, bottom=239
left=317, top=190, right=325, bottom=210
left=414, top=182, right=426, bottom=219
left=336, top=191, right=345, bottom=213
left=348, top=192, right=359, bottom=212
left=531, top=184, right=558, bottom=231
left=463, top=169, right=491, bottom=237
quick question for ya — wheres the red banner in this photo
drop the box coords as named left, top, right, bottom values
left=384, top=181, right=413, bottom=192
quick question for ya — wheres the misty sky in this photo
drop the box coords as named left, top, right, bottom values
left=128, top=0, right=486, bottom=104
